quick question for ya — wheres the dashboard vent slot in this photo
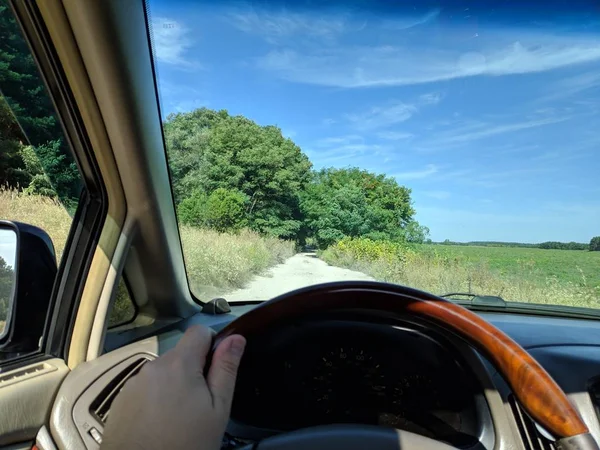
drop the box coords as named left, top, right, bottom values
left=508, top=395, right=556, bottom=450
left=90, top=358, right=149, bottom=424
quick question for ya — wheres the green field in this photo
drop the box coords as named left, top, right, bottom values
left=322, top=238, right=600, bottom=309
left=422, top=244, right=600, bottom=289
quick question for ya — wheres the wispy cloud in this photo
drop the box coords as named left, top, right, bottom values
left=230, top=10, right=345, bottom=44
left=444, top=117, right=568, bottom=144
left=419, top=92, right=442, bottom=105
left=308, top=142, right=387, bottom=166
left=419, top=116, right=569, bottom=150
left=152, top=18, right=198, bottom=68
left=344, top=102, right=417, bottom=130
left=157, top=81, right=207, bottom=115
left=342, top=92, right=442, bottom=131
left=383, top=9, right=441, bottom=30
left=257, top=34, right=600, bottom=87
left=393, top=164, right=438, bottom=181
left=424, top=190, right=451, bottom=200
left=317, top=135, right=363, bottom=146
left=538, top=71, right=600, bottom=103
left=377, top=131, right=414, bottom=140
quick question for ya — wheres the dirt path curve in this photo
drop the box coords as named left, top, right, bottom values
left=224, top=253, right=374, bottom=301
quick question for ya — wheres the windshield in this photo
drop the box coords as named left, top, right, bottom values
left=148, top=0, right=600, bottom=311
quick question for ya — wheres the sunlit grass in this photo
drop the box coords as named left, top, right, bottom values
left=0, top=188, right=71, bottom=261
left=179, top=226, right=295, bottom=299
left=321, top=238, right=600, bottom=309
left=0, top=190, right=296, bottom=302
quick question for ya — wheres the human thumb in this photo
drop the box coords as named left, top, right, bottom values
left=206, top=335, right=246, bottom=415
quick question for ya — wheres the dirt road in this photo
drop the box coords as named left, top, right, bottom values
left=224, top=253, right=373, bottom=301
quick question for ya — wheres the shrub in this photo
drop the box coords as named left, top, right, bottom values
left=204, top=188, right=247, bottom=232
left=178, top=188, right=247, bottom=232
left=178, top=191, right=208, bottom=227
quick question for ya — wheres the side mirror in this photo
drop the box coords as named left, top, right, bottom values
left=0, top=221, right=57, bottom=354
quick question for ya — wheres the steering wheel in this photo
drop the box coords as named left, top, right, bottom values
left=212, top=282, right=597, bottom=450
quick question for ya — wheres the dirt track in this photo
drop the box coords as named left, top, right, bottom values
left=224, top=253, right=373, bottom=301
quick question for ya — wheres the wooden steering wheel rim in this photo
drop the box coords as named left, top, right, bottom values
left=214, top=281, right=588, bottom=440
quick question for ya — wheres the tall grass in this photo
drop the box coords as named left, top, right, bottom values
left=179, top=226, right=295, bottom=299
left=0, top=189, right=71, bottom=261
left=0, top=190, right=295, bottom=302
left=322, top=237, right=600, bottom=309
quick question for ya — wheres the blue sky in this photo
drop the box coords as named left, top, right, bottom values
left=149, top=0, right=600, bottom=243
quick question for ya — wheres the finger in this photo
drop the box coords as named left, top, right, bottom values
left=175, top=325, right=214, bottom=373
left=207, top=334, right=246, bottom=414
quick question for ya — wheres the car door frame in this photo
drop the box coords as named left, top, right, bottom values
left=0, top=1, right=122, bottom=446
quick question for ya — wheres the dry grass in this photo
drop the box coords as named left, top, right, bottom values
left=0, top=190, right=296, bottom=302
left=322, top=240, right=600, bottom=309
left=179, top=226, right=295, bottom=299
left=0, top=189, right=71, bottom=261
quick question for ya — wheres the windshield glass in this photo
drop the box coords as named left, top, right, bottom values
left=148, top=0, right=600, bottom=310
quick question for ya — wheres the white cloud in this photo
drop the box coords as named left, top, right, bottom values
left=419, top=93, right=442, bottom=105
left=444, top=117, right=568, bottom=144
left=257, top=34, right=600, bottom=87
left=344, top=102, right=417, bottom=130
left=538, top=71, right=600, bottom=103
left=383, top=9, right=441, bottom=30
left=151, top=17, right=197, bottom=68
left=230, top=10, right=345, bottom=43
left=419, top=117, right=569, bottom=149
left=377, top=131, right=414, bottom=140
left=393, top=164, right=438, bottom=180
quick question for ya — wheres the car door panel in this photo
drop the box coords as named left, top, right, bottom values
left=0, top=359, right=68, bottom=446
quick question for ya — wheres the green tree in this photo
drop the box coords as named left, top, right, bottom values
left=164, top=108, right=311, bottom=240
left=301, top=168, right=426, bottom=248
left=590, top=236, right=600, bottom=252
left=0, top=2, right=81, bottom=202
left=0, top=96, right=29, bottom=188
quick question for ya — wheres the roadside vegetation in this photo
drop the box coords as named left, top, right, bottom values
left=321, top=238, right=600, bottom=308
left=0, top=191, right=294, bottom=303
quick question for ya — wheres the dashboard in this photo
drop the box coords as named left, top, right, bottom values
left=46, top=308, right=600, bottom=450
left=232, top=319, right=484, bottom=447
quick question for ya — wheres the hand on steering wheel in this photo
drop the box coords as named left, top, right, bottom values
left=101, top=325, right=246, bottom=450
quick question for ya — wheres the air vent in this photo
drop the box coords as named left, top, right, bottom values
left=508, top=395, right=556, bottom=450
left=90, top=358, right=149, bottom=424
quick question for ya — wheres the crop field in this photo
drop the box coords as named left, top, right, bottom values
left=421, top=244, right=600, bottom=291
left=322, top=238, right=600, bottom=309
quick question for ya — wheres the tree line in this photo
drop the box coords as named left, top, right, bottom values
left=438, top=239, right=598, bottom=251
left=165, top=108, right=428, bottom=247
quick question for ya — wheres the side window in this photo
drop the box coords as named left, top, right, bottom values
left=108, top=278, right=136, bottom=328
left=0, top=3, right=83, bottom=358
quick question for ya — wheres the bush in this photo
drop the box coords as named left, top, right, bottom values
left=204, top=188, right=247, bottom=232
left=178, top=191, right=208, bottom=227
left=178, top=188, right=247, bottom=232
